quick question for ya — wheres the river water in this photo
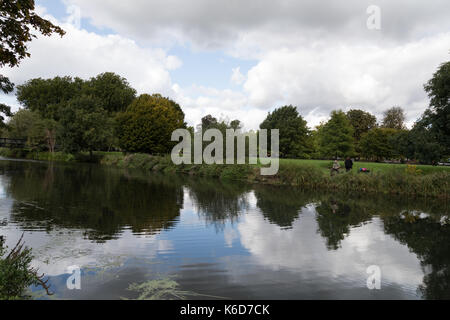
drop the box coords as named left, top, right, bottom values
left=0, top=158, right=449, bottom=300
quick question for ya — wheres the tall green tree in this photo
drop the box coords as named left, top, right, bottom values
left=423, top=61, right=450, bottom=155
left=116, top=94, right=186, bottom=154
left=318, top=110, right=355, bottom=158
left=360, top=128, right=398, bottom=161
left=381, top=106, right=406, bottom=130
left=260, top=105, right=312, bottom=158
left=16, top=76, right=84, bottom=120
left=1, top=0, right=65, bottom=126
left=346, top=109, right=377, bottom=156
left=83, top=72, right=136, bottom=113
left=58, top=95, right=113, bottom=157
left=6, top=109, right=45, bottom=146
left=16, top=73, right=136, bottom=120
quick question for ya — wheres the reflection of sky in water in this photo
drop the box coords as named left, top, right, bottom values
left=0, top=161, right=445, bottom=300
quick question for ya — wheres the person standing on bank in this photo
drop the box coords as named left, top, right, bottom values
left=331, top=160, right=341, bottom=176
left=345, top=157, right=354, bottom=172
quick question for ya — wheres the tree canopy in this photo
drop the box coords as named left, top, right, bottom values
left=116, top=94, right=186, bottom=154
left=16, top=76, right=84, bottom=120
left=381, top=107, right=406, bottom=130
left=318, top=110, right=355, bottom=158
left=423, top=61, right=450, bottom=154
left=58, top=95, right=114, bottom=155
left=360, top=128, right=398, bottom=161
left=0, top=0, right=65, bottom=127
left=16, top=73, right=136, bottom=120
left=346, top=109, right=377, bottom=156
left=260, top=105, right=312, bottom=158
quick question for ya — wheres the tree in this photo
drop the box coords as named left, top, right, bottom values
left=16, top=76, right=84, bottom=120
left=16, top=73, right=136, bottom=120
left=1, top=0, right=65, bottom=126
left=424, top=61, right=450, bottom=155
left=381, top=107, right=406, bottom=130
left=318, top=110, right=355, bottom=158
left=116, top=94, right=186, bottom=154
left=229, top=120, right=242, bottom=131
left=360, top=128, right=398, bottom=160
left=346, top=109, right=377, bottom=156
left=58, top=95, right=113, bottom=157
left=389, top=129, right=414, bottom=161
left=83, top=72, right=137, bottom=113
left=6, top=109, right=46, bottom=148
left=260, top=105, right=312, bottom=158
left=0, top=103, right=12, bottom=129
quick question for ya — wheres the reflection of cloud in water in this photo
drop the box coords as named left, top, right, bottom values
left=237, top=206, right=423, bottom=292
left=224, top=228, right=239, bottom=248
left=1, top=226, right=171, bottom=276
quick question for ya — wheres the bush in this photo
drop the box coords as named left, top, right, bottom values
left=0, top=235, right=52, bottom=300
left=116, top=94, right=186, bottom=154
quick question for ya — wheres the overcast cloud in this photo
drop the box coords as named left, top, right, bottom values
left=1, top=0, right=449, bottom=129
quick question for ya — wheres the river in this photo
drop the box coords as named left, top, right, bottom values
left=0, top=158, right=449, bottom=300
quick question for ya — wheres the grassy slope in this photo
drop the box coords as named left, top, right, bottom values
left=278, top=158, right=450, bottom=175
left=1, top=148, right=449, bottom=198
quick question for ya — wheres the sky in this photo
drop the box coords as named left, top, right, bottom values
left=1, top=0, right=449, bottom=130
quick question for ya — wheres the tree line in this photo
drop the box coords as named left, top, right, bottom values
left=1, top=61, right=449, bottom=164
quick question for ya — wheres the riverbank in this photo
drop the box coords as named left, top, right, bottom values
left=1, top=148, right=449, bottom=199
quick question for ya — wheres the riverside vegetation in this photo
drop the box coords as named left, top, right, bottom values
left=1, top=148, right=449, bottom=199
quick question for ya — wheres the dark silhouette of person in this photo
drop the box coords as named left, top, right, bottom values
left=345, top=157, right=353, bottom=172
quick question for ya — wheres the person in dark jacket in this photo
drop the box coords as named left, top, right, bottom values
left=345, top=157, right=353, bottom=172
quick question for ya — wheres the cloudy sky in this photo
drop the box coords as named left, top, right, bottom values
left=1, top=0, right=449, bottom=130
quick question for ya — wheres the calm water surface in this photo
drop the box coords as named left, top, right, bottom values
left=0, top=158, right=449, bottom=300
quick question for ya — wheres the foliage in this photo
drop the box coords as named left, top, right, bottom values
left=390, top=122, right=444, bottom=164
left=6, top=109, right=44, bottom=147
left=381, top=106, right=406, bottom=130
left=125, top=277, right=225, bottom=300
left=116, top=94, right=186, bottom=154
left=318, top=110, right=355, bottom=158
left=81, top=72, right=137, bottom=113
left=423, top=61, right=450, bottom=155
left=58, top=95, right=114, bottom=155
left=360, top=128, right=398, bottom=160
left=0, top=0, right=65, bottom=68
left=260, top=105, right=312, bottom=158
left=346, top=109, right=377, bottom=156
left=16, top=76, right=84, bottom=120
left=0, top=234, right=52, bottom=300
left=0, top=0, right=65, bottom=128
left=0, top=103, right=12, bottom=129
left=405, top=165, right=422, bottom=176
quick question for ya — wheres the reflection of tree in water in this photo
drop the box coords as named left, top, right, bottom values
left=253, top=186, right=317, bottom=229
left=315, top=196, right=375, bottom=250
left=382, top=210, right=450, bottom=300
left=186, top=178, right=251, bottom=230
left=3, top=161, right=183, bottom=242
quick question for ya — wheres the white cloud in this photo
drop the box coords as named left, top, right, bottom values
left=236, top=202, right=424, bottom=290
left=2, top=26, right=177, bottom=96
left=242, top=33, right=450, bottom=125
left=0, top=9, right=181, bottom=115
left=2, top=1, right=449, bottom=130
left=66, top=0, right=450, bottom=51
left=172, top=83, right=266, bottom=130
left=231, top=67, right=245, bottom=85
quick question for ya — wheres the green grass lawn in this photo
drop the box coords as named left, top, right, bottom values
left=278, top=158, right=450, bottom=175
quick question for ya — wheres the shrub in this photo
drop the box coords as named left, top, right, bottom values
left=116, top=94, right=186, bottom=154
left=0, top=235, right=52, bottom=300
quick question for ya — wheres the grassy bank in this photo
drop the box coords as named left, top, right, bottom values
left=1, top=148, right=449, bottom=199
left=99, top=153, right=449, bottom=199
